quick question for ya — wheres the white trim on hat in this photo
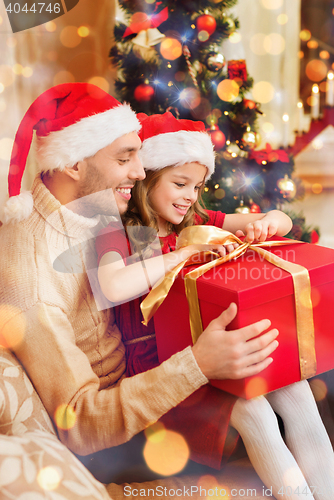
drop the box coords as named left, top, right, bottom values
left=2, top=191, right=34, bottom=225
left=139, top=130, right=215, bottom=179
left=36, top=103, right=141, bottom=172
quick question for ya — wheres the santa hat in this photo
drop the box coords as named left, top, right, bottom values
left=137, top=112, right=215, bottom=179
left=3, top=82, right=141, bottom=224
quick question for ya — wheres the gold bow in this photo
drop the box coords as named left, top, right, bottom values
left=141, top=226, right=316, bottom=380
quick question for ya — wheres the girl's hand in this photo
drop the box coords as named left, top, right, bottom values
left=235, top=218, right=278, bottom=243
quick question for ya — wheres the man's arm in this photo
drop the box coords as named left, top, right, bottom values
left=9, top=301, right=277, bottom=458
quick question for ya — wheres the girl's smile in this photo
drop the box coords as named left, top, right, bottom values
left=148, top=162, right=208, bottom=235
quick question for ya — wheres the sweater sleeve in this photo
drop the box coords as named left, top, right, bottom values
left=11, top=302, right=208, bottom=456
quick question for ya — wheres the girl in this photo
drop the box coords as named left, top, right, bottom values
left=96, top=112, right=334, bottom=500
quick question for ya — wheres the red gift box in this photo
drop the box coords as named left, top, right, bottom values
left=153, top=240, right=334, bottom=399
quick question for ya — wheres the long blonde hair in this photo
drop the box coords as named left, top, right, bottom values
left=123, top=166, right=209, bottom=250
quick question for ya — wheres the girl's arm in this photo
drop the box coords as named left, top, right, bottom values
left=223, top=210, right=292, bottom=243
left=98, top=243, right=226, bottom=304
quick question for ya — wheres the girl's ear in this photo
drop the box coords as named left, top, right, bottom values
left=64, top=160, right=86, bottom=182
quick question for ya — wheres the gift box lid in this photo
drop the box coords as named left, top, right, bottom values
left=175, top=240, right=334, bottom=310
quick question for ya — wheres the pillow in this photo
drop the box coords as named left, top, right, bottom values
left=0, top=431, right=110, bottom=498
left=0, top=348, right=55, bottom=436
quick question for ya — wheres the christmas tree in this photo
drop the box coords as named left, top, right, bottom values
left=110, top=0, right=318, bottom=240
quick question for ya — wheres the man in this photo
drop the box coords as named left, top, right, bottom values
left=0, top=83, right=278, bottom=485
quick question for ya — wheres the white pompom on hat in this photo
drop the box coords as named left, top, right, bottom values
left=137, top=112, right=215, bottom=179
left=3, top=82, right=141, bottom=224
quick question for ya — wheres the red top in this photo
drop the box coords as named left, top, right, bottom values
left=95, top=210, right=226, bottom=376
left=95, top=210, right=238, bottom=470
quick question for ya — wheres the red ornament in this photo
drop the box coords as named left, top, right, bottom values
left=311, top=230, right=319, bottom=244
left=196, top=14, right=217, bottom=36
left=134, top=83, right=154, bottom=102
left=207, top=126, right=226, bottom=150
left=243, top=99, right=257, bottom=110
left=250, top=202, right=261, bottom=213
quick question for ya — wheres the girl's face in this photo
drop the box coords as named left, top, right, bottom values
left=149, top=162, right=207, bottom=236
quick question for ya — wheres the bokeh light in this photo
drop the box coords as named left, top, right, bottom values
left=250, top=33, right=267, bottom=56
left=143, top=429, right=189, bottom=476
left=179, top=88, right=201, bottom=109
left=300, top=30, right=311, bottom=42
left=198, top=31, right=210, bottom=42
left=0, top=100, right=6, bottom=112
left=22, top=67, right=33, bottom=78
left=12, top=64, right=23, bottom=75
left=214, top=188, right=225, bottom=199
left=310, top=287, right=321, bottom=308
left=311, top=183, right=323, bottom=194
left=319, top=50, right=330, bottom=60
left=45, top=21, right=56, bottom=32
left=262, top=122, right=275, bottom=134
left=283, top=467, right=305, bottom=490
left=217, top=79, right=239, bottom=102
left=175, top=71, right=185, bottom=82
left=306, top=60, right=327, bottom=82
left=37, top=466, right=62, bottom=490
left=262, top=0, right=283, bottom=8
left=277, top=14, right=288, bottom=25
left=160, top=38, right=182, bottom=60
left=53, top=71, right=75, bottom=86
left=88, top=76, right=109, bottom=93
left=309, top=378, right=327, bottom=402
left=54, top=404, right=77, bottom=430
left=252, top=81, right=275, bottom=103
left=264, top=33, right=285, bottom=55
left=245, top=377, right=268, bottom=399
left=229, top=32, right=242, bottom=44
left=78, top=26, right=90, bottom=37
left=312, top=138, right=323, bottom=150
left=0, top=65, right=15, bottom=87
left=145, top=422, right=166, bottom=442
left=298, top=51, right=304, bottom=59
left=60, top=26, right=82, bottom=48
left=319, top=81, right=327, bottom=93
left=0, top=304, right=26, bottom=349
left=307, top=40, right=318, bottom=49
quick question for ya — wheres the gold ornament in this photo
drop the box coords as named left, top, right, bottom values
left=235, top=199, right=250, bottom=214
left=223, top=16, right=235, bottom=35
left=205, top=51, right=225, bottom=72
left=241, top=127, right=257, bottom=150
left=277, top=175, right=296, bottom=199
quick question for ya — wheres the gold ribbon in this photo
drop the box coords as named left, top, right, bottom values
left=141, top=226, right=317, bottom=380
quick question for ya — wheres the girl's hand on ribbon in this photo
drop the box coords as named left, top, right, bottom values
left=192, top=303, right=279, bottom=380
left=235, top=218, right=278, bottom=243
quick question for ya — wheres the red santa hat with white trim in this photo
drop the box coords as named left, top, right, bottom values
left=3, top=82, right=141, bottom=224
left=137, top=112, right=215, bottom=179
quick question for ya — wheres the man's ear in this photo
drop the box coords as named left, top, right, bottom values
left=64, top=161, right=86, bottom=181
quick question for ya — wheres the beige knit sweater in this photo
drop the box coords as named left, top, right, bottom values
left=0, top=175, right=208, bottom=456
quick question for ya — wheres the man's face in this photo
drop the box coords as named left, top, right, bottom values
left=77, top=132, right=144, bottom=215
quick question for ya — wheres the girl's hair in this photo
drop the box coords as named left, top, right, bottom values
left=124, top=165, right=209, bottom=235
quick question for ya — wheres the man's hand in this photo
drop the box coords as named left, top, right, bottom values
left=192, top=303, right=279, bottom=380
